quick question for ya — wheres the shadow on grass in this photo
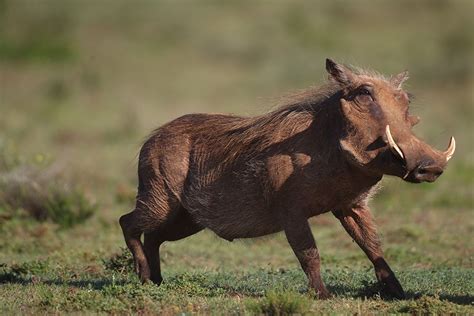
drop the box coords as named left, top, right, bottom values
left=47, top=278, right=128, bottom=289
left=428, top=294, right=473, bottom=306
left=0, top=275, right=127, bottom=290
left=328, top=283, right=474, bottom=306
left=2, top=272, right=473, bottom=306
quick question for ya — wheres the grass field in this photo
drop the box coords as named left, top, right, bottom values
left=1, top=0, right=473, bottom=314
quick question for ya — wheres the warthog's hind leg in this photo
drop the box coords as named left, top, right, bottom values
left=119, top=209, right=150, bottom=283
left=333, top=207, right=405, bottom=299
left=143, top=231, right=162, bottom=285
left=143, top=207, right=203, bottom=285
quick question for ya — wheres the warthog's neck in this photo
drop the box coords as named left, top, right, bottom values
left=257, top=110, right=383, bottom=215
left=291, top=150, right=382, bottom=216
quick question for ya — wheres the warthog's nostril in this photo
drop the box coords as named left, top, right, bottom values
left=413, top=165, right=443, bottom=182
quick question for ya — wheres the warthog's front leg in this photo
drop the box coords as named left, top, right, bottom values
left=333, top=207, right=405, bottom=299
left=283, top=216, right=331, bottom=299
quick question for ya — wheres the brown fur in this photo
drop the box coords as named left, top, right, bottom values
left=119, top=59, right=452, bottom=299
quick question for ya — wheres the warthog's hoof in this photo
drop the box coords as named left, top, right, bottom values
left=316, top=289, right=333, bottom=300
left=136, top=261, right=151, bottom=284
left=380, top=274, right=406, bottom=300
left=150, top=275, right=163, bottom=286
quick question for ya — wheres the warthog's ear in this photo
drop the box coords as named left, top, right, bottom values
left=409, top=115, right=420, bottom=126
left=390, top=71, right=409, bottom=89
left=326, top=58, right=355, bottom=85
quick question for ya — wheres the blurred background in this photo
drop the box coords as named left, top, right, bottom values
left=0, top=0, right=473, bottom=312
left=0, top=0, right=474, bottom=314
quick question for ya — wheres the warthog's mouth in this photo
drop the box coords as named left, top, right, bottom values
left=403, top=164, right=445, bottom=183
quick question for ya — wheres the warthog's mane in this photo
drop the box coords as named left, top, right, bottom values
left=215, top=65, right=390, bottom=145
left=147, top=68, right=392, bottom=166
left=193, top=82, right=343, bottom=165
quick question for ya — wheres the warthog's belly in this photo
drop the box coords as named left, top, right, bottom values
left=183, top=189, right=283, bottom=240
left=181, top=164, right=286, bottom=240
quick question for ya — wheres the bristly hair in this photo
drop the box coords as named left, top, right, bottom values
left=350, top=65, right=389, bottom=82
left=275, top=82, right=341, bottom=110
left=196, top=65, right=406, bottom=165
left=188, top=81, right=343, bottom=166
left=144, top=66, right=398, bottom=166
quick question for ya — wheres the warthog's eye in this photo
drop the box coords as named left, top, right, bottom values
left=360, top=88, right=371, bottom=95
left=355, top=86, right=374, bottom=102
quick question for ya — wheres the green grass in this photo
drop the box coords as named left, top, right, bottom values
left=0, top=0, right=473, bottom=314
left=1, top=257, right=472, bottom=314
left=0, top=204, right=472, bottom=314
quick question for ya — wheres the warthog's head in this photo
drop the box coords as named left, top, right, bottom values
left=326, top=59, right=455, bottom=183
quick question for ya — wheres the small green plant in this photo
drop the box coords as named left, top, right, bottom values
left=399, top=295, right=466, bottom=314
left=44, top=188, right=96, bottom=228
left=103, top=247, right=134, bottom=275
left=247, top=289, right=311, bottom=316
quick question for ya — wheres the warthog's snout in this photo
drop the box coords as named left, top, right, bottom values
left=411, top=162, right=444, bottom=183
left=386, top=125, right=455, bottom=183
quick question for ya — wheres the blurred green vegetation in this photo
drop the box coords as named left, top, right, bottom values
left=0, top=141, right=96, bottom=229
left=0, top=0, right=472, bottom=314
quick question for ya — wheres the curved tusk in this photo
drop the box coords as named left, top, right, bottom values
left=444, top=136, right=456, bottom=162
left=385, top=125, right=404, bottom=160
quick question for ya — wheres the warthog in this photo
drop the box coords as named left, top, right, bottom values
left=120, top=59, right=455, bottom=299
